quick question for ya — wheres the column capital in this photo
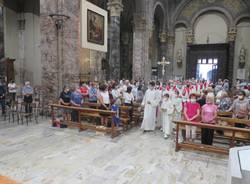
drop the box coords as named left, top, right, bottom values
left=228, top=27, right=237, bottom=42
left=133, top=14, right=146, bottom=31
left=159, top=32, right=167, bottom=43
left=185, top=29, right=194, bottom=44
left=107, top=0, right=123, bottom=17
left=167, top=32, right=175, bottom=44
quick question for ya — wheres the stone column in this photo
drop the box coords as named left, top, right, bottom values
left=227, top=27, right=237, bottom=82
left=185, top=29, right=195, bottom=79
left=132, top=14, right=149, bottom=81
left=107, top=0, right=123, bottom=79
left=165, top=32, right=175, bottom=80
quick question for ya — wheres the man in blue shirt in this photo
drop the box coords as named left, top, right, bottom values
left=70, top=86, right=83, bottom=122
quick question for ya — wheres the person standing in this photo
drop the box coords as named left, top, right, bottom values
left=70, top=86, right=83, bottom=122
left=8, top=80, right=17, bottom=106
left=88, top=82, right=98, bottom=103
left=0, top=81, right=6, bottom=116
left=141, top=81, right=159, bottom=132
left=98, top=84, right=110, bottom=126
left=161, top=93, right=174, bottom=139
left=59, top=86, right=72, bottom=121
left=201, top=94, right=217, bottom=145
left=184, top=93, right=201, bottom=141
left=22, top=81, right=33, bottom=113
left=228, top=90, right=250, bottom=128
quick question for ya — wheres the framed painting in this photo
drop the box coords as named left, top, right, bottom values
left=87, top=9, right=104, bottom=45
left=81, top=0, right=108, bottom=52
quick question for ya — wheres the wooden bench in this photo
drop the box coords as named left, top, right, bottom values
left=50, top=104, right=119, bottom=138
left=217, top=117, right=250, bottom=140
left=82, top=102, right=136, bottom=130
left=132, top=103, right=143, bottom=125
left=172, top=120, right=250, bottom=155
left=217, top=111, right=233, bottom=117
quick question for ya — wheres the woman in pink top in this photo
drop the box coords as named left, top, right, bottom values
left=201, top=94, right=217, bottom=145
left=184, top=93, right=200, bottom=142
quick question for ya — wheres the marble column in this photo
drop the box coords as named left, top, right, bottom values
left=227, top=27, right=237, bottom=82
left=107, top=0, right=123, bottom=80
left=132, top=14, right=149, bottom=81
left=40, top=0, right=80, bottom=100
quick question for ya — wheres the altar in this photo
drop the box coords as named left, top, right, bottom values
left=227, top=146, right=250, bottom=184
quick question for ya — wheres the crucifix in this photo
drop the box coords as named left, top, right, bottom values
left=157, top=56, right=170, bottom=80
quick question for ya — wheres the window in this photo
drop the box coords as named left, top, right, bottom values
left=214, top=59, right=218, bottom=64
left=208, top=59, right=213, bottom=64
left=202, top=59, right=206, bottom=64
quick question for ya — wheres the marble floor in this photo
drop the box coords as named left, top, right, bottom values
left=0, top=118, right=228, bottom=184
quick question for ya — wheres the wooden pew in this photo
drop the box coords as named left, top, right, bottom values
left=81, top=102, right=136, bottom=130
left=217, top=117, right=250, bottom=140
left=132, top=103, right=143, bottom=125
left=217, top=111, right=233, bottom=117
left=50, top=104, right=119, bottom=138
left=172, top=120, right=250, bottom=155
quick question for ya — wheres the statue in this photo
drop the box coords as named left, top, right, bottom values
left=239, top=47, right=246, bottom=68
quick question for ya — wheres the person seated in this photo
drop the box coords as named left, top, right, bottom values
left=22, top=81, right=33, bottom=114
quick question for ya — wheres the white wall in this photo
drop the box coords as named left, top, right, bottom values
left=4, top=8, right=41, bottom=85
left=174, top=26, right=186, bottom=78
left=234, top=21, right=250, bottom=81
left=194, top=13, right=228, bottom=44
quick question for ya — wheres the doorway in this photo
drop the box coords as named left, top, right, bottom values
left=196, top=58, right=218, bottom=82
left=186, top=44, right=229, bottom=83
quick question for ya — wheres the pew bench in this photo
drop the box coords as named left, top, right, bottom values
left=50, top=104, right=119, bottom=138
left=172, top=120, right=250, bottom=155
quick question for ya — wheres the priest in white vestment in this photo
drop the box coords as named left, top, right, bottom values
left=141, top=81, right=159, bottom=131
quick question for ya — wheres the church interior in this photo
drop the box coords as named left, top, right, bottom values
left=0, top=0, right=250, bottom=183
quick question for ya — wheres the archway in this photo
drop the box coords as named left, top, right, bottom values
left=186, top=12, right=229, bottom=82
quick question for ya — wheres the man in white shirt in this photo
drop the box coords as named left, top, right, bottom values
left=8, top=80, right=17, bottom=105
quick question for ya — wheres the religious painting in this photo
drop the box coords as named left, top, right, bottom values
left=87, top=10, right=104, bottom=45
left=81, top=0, right=108, bottom=52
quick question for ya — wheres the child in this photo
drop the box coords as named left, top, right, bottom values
left=111, top=99, right=121, bottom=127
left=161, top=93, right=174, bottom=139
left=184, top=93, right=200, bottom=142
